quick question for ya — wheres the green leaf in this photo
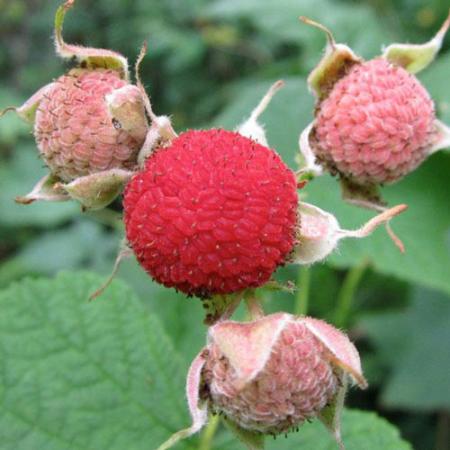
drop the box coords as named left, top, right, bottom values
left=0, top=272, right=197, bottom=450
left=116, top=259, right=208, bottom=364
left=360, top=287, right=450, bottom=411
left=269, top=409, right=412, bottom=450
left=204, top=0, right=390, bottom=70
left=0, top=220, right=118, bottom=288
left=208, top=409, right=412, bottom=449
left=212, top=77, right=450, bottom=295
left=421, top=53, right=450, bottom=123
left=0, top=144, right=78, bottom=228
left=0, top=272, right=412, bottom=450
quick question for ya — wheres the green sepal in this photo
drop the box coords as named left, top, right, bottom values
left=54, top=0, right=129, bottom=79
left=0, top=83, right=55, bottom=124
left=224, top=417, right=265, bottom=450
left=300, top=17, right=361, bottom=101
left=15, top=173, right=69, bottom=205
left=382, top=11, right=450, bottom=74
left=62, top=168, right=133, bottom=210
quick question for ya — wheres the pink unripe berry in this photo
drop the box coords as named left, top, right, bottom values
left=35, top=69, right=146, bottom=182
left=203, top=316, right=340, bottom=434
left=312, top=58, right=436, bottom=185
left=299, top=14, right=450, bottom=209
left=156, top=313, right=366, bottom=450
left=1, top=0, right=162, bottom=209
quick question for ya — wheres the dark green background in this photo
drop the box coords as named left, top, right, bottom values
left=0, top=1, right=449, bottom=449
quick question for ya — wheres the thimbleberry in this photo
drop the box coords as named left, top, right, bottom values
left=1, top=0, right=174, bottom=209
left=157, top=313, right=367, bottom=450
left=299, top=14, right=450, bottom=209
left=124, top=129, right=298, bottom=297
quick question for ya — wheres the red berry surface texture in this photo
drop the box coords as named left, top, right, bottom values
left=124, top=129, right=298, bottom=296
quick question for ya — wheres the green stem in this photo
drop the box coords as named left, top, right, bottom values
left=86, top=208, right=124, bottom=231
left=245, top=295, right=265, bottom=320
left=295, top=266, right=310, bottom=316
left=199, top=415, right=220, bottom=450
left=334, top=258, right=370, bottom=328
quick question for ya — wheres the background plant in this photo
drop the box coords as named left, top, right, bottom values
left=0, top=0, right=449, bottom=449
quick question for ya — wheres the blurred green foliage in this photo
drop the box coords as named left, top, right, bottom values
left=0, top=272, right=413, bottom=449
left=0, top=0, right=449, bottom=449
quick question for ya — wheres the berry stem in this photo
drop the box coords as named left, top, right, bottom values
left=299, top=16, right=337, bottom=49
left=333, top=258, right=370, bottom=328
left=245, top=294, right=265, bottom=320
left=295, top=266, right=310, bottom=316
left=89, top=239, right=132, bottom=301
left=198, top=414, right=220, bottom=450
left=0, top=106, right=16, bottom=118
left=435, top=410, right=450, bottom=450
left=204, top=293, right=244, bottom=325
left=248, top=80, right=284, bottom=122
left=86, top=209, right=124, bottom=232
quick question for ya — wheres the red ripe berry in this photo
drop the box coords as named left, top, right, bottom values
left=124, top=129, right=298, bottom=297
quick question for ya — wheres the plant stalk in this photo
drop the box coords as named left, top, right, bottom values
left=334, top=258, right=370, bottom=328
left=199, top=414, right=220, bottom=450
left=295, top=266, right=310, bottom=316
left=245, top=295, right=265, bottom=320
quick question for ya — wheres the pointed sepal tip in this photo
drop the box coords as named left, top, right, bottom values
left=15, top=173, right=70, bottom=205
left=54, top=0, right=129, bottom=78
left=156, top=350, right=209, bottom=450
left=300, top=16, right=361, bottom=100
left=382, top=9, right=450, bottom=73
left=237, top=80, right=285, bottom=146
left=293, top=202, right=407, bottom=265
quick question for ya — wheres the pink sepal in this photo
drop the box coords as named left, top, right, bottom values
left=157, top=350, right=209, bottom=450
left=208, top=313, right=291, bottom=391
left=301, top=317, right=367, bottom=388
